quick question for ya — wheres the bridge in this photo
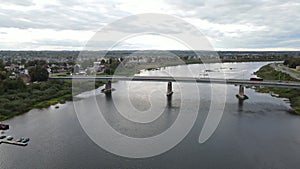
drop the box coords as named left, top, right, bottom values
left=49, top=76, right=300, bottom=100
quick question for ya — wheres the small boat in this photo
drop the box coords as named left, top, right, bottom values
left=55, top=105, right=59, bottom=109
left=0, top=135, right=6, bottom=139
left=16, top=138, right=24, bottom=142
left=270, top=92, right=279, bottom=97
left=205, top=69, right=214, bottom=72
left=22, top=138, right=30, bottom=143
left=0, top=124, right=9, bottom=130
left=6, top=136, right=13, bottom=140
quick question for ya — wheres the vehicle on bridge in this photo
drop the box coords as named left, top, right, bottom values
left=250, top=75, right=263, bottom=81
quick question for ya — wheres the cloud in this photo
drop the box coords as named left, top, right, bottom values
left=2, top=0, right=34, bottom=6
left=0, top=0, right=299, bottom=50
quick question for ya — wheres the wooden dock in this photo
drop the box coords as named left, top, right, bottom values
left=0, top=139, right=28, bottom=146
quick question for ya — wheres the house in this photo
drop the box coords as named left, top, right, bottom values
left=19, top=73, right=31, bottom=83
left=296, top=66, right=300, bottom=71
left=9, top=72, right=16, bottom=79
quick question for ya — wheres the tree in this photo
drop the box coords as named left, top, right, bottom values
left=2, top=78, right=26, bottom=92
left=104, top=68, right=114, bottom=75
left=0, top=59, right=4, bottom=70
left=26, top=60, right=47, bottom=67
left=0, top=71, right=6, bottom=80
left=101, top=59, right=106, bottom=65
left=284, top=58, right=300, bottom=68
left=21, top=58, right=26, bottom=65
left=29, top=66, right=49, bottom=82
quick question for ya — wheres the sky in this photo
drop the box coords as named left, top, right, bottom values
left=0, top=0, right=300, bottom=51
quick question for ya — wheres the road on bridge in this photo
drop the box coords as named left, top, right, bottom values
left=49, top=76, right=300, bottom=89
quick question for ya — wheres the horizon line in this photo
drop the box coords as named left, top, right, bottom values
left=1, top=49, right=300, bottom=52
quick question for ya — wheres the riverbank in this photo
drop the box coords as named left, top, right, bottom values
left=255, top=64, right=300, bottom=114
left=0, top=80, right=105, bottom=121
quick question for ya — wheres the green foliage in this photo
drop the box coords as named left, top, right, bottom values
left=26, top=60, right=47, bottom=67
left=29, top=66, right=49, bottom=82
left=255, top=65, right=299, bottom=81
left=103, top=58, right=120, bottom=75
left=283, top=57, right=300, bottom=68
left=1, top=78, right=26, bottom=92
left=0, top=59, right=4, bottom=70
left=255, top=64, right=300, bottom=114
left=0, top=78, right=105, bottom=121
left=104, top=68, right=114, bottom=75
left=0, top=70, right=6, bottom=80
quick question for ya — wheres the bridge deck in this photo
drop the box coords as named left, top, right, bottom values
left=49, top=76, right=300, bottom=89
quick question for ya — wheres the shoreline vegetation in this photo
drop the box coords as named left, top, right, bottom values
left=0, top=80, right=105, bottom=121
left=254, top=64, right=300, bottom=115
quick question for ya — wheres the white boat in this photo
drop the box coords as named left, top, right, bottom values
left=6, top=136, right=13, bottom=140
left=270, top=92, right=279, bottom=97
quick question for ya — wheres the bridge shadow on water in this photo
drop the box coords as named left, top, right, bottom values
left=97, top=93, right=180, bottom=138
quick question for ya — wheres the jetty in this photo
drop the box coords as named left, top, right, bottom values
left=0, top=139, right=28, bottom=146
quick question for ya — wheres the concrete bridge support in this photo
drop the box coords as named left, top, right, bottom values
left=239, top=85, right=244, bottom=96
left=236, top=85, right=248, bottom=100
left=167, top=82, right=173, bottom=97
left=104, top=80, right=112, bottom=95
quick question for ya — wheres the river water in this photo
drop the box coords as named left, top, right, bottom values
left=1, top=62, right=300, bottom=169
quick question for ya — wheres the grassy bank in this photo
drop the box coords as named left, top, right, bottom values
left=255, top=64, right=300, bottom=114
left=0, top=80, right=105, bottom=121
left=33, top=93, right=72, bottom=109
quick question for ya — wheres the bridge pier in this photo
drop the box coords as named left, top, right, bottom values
left=236, top=85, right=248, bottom=100
left=239, top=85, right=244, bottom=96
left=104, top=80, right=112, bottom=95
left=167, top=82, right=173, bottom=97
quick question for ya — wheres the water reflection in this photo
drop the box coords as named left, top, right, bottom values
left=238, top=99, right=244, bottom=112
left=167, top=95, right=172, bottom=108
left=97, top=92, right=180, bottom=138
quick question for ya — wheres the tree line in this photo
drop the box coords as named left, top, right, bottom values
left=283, top=57, right=300, bottom=68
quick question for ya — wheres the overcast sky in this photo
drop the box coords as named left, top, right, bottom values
left=1, top=0, right=300, bottom=51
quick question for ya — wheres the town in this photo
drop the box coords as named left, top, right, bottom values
left=1, top=50, right=299, bottom=84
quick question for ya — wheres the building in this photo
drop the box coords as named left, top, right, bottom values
left=296, top=66, right=300, bottom=71
left=19, top=74, right=31, bottom=83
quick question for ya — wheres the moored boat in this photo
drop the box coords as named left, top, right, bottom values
left=6, top=136, right=13, bottom=140
left=0, top=124, right=9, bottom=130
left=16, top=138, right=24, bottom=142
left=22, top=138, right=30, bottom=143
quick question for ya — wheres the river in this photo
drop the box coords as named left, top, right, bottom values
left=1, top=62, right=300, bottom=169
